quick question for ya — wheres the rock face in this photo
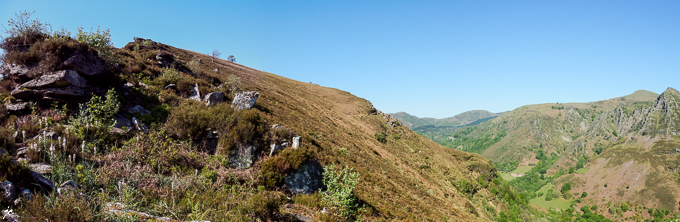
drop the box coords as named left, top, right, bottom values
left=204, top=91, right=225, bottom=106
left=231, top=91, right=259, bottom=111
left=285, top=161, right=326, bottom=194
left=9, top=70, right=89, bottom=106
left=62, top=52, right=105, bottom=76
left=189, top=83, right=201, bottom=101
left=0, top=63, right=30, bottom=80
left=636, top=87, right=680, bottom=135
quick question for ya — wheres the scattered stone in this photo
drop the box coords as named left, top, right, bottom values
left=213, top=68, right=219, bottom=73
left=132, top=117, right=148, bottom=132
left=1, top=181, right=17, bottom=201
left=269, top=143, right=281, bottom=156
left=62, top=52, right=105, bottom=76
left=164, top=84, right=176, bottom=90
left=189, top=83, right=201, bottom=101
left=284, top=161, right=326, bottom=194
left=29, top=163, right=52, bottom=174
left=19, top=188, right=31, bottom=200
left=204, top=91, right=224, bottom=106
left=231, top=91, right=259, bottom=111
left=292, top=136, right=301, bottom=149
left=128, top=105, right=151, bottom=115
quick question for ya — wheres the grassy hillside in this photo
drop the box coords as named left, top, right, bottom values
left=0, top=14, right=532, bottom=221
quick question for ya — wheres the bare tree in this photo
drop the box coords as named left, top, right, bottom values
left=209, top=49, right=221, bottom=62
left=227, top=55, right=235, bottom=62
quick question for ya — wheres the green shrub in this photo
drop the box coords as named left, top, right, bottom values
left=156, top=67, right=182, bottom=86
left=225, top=74, right=242, bottom=95
left=375, top=131, right=386, bottom=143
left=0, top=11, right=50, bottom=52
left=76, top=25, right=117, bottom=65
left=321, top=164, right=360, bottom=220
left=187, top=57, right=202, bottom=76
left=68, top=89, right=119, bottom=146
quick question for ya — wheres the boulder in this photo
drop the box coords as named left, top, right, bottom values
left=62, top=52, right=105, bottom=76
left=229, top=144, right=255, bottom=169
left=31, top=171, right=54, bottom=192
left=128, top=105, right=151, bottom=115
left=188, top=83, right=201, bottom=101
left=1, top=181, right=17, bottom=201
left=114, top=114, right=132, bottom=129
left=204, top=91, right=225, bottom=106
left=6, top=102, right=30, bottom=112
left=231, top=91, right=259, bottom=111
left=284, top=161, right=326, bottom=194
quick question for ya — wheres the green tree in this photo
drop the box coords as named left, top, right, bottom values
left=321, top=164, right=360, bottom=220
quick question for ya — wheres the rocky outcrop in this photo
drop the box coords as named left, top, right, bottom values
left=0, top=63, right=30, bottom=80
left=284, top=161, right=326, bottom=194
left=204, top=92, right=224, bottom=106
left=155, top=51, right=175, bottom=67
left=636, top=87, right=680, bottom=135
left=1, top=181, right=17, bottom=201
left=8, top=70, right=89, bottom=108
left=231, top=91, right=259, bottom=111
left=127, top=105, right=150, bottom=115
left=62, top=52, right=105, bottom=76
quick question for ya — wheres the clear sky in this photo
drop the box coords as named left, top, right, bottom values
left=1, top=1, right=679, bottom=118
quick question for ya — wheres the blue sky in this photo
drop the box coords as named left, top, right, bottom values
left=1, top=1, right=679, bottom=118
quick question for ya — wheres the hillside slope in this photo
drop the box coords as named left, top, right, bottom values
left=392, top=110, right=498, bottom=129
left=0, top=19, right=521, bottom=221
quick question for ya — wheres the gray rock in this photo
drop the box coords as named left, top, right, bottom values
left=284, top=161, right=326, bottom=194
left=292, top=136, right=301, bottom=149
left=128, top=105, right=151, bottom=115
left=132, top=117, right=148, bottom=132
left=29, top=163, right=52, bottom=174
left=189, top=83, right=201, bottom=101
left=269, top=143, right=281, bottom=156
left=229, top=145, right=256, bottom=169
left=1, top=181, right=16, bottom=201
left=16, top=70, right=87, bottom=89
left=62, top=52, right=105, bottom=76
left=231, top=91, right=259, bottom=111
left=0, top=63, right=30, bottom=79
left=204, top=91, right=225, bottom=106
left=20, top=188, right=31, bottom=200
left=114, top=114, right=132, bottom=128
left=31, top=171, right=54, bottom=192
left=6, top=102, right=30, bottom=112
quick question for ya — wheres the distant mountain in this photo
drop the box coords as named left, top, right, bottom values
left=392, top=110, right=499, bottom=129
left=391, top=110, right=499, bottom=147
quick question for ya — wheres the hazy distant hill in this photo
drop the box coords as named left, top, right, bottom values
left=392, top=110, right=498, bottom=129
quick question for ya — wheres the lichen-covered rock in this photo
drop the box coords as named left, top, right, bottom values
left=132, top=117, right=148, bottom=132
left=292, top=136, right=302, bottom=149
left=57, top=180, right=78, bottom=196
left=0, top=63, right=30, bottom=80
left=6, top=102, right=30, bottom=112
left=155, top=51, right=174, bottom=67
left=231, top=91, right=259, bottom=111
left=29, top=163, right=52, bottom=174
left=284, top=161, right=326, bottom=194
left=204, top=91, right=225, bottom=106
left=229, top=145, right=255, bottom=169
left=62, top=52, right=105, bottom=76
left=1, top=209, right=19, bottom=222
left=16, top=70, right=86, bottom=89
